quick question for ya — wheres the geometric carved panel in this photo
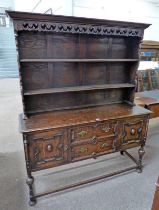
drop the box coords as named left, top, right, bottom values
left=122, top=119, right=144, bottom=145
left=32, top=133, right=64, bottom=164
left=28, top=129, right=68, bottom=170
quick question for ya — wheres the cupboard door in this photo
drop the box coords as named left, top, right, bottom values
left=28, top=129, right=68, bottom=171
left=121, top=116, right=148, bottom=148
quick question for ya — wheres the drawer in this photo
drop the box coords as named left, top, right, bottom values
left=71, top=136, right=115, bottom=162
left=121, top=117, right=147, bottom=146
left=70, top=121, right=117, bottom=142
left=94, top=121, right=117, bottom=138
left=70, top=125, right=93, bottom=142
left=27, top=129, right=68, bottom=171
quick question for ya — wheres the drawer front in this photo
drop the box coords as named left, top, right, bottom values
left=28, top=129, right=68, bottom=170
left=70, top=121, right=117, bottom=142
left=71, top=136, right=115, bottom=162
left=94, top=121, right=117, bottom=138
left=70, top=125, right=93, bottom=142
left=121, top=117, right=147, bottom=146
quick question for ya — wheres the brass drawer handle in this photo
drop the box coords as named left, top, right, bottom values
left=80, top=147, right=88, bottom=153
left=77, top=130, right=87, bottom=137
left=101, top=143, right=109, bottom=149
left=102, top=126, right=110, bottom=133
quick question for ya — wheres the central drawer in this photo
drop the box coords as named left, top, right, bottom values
left=71, top=136, right=116, bottom=161
left=69, top=121, right=117, bottom=161
left=70, top=121, right=117, bottom=143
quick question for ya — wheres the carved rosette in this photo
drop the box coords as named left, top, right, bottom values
left=14, top=20, right=144, bottom=37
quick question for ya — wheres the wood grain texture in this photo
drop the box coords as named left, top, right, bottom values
left=19, top=104, right=151, bottom=133
left=24, top=84, right=135, bottom=95
left=20, top=59, right=139, bottom=62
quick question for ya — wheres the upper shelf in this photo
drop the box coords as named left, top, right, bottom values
left=24, top=83, right=135, bottom=96
left=20, top=59, right=139, bottom=63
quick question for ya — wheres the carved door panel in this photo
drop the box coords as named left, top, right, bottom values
left=121, top=116, right=148, bottom=149
left=28, top=129, right=68, bottom=171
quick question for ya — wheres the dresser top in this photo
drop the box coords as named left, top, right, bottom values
left=7, top=10, right=150, bottom=38
left=7, top=10, right=150, bottom=28
left=19, top=104, right=151, bottom=133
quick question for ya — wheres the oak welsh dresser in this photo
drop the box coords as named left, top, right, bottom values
left=7, top=10, right=151, bottom=206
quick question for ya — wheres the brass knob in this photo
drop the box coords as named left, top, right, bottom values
left=92, top=152, right=96, bottom=156
left=47, top=144, right=53, bottom=152
left=130, top=128, right=135, bottom=135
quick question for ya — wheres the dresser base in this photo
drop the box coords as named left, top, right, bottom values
left=27, top=148, right=144, bottom=206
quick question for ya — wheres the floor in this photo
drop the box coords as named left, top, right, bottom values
left=0, top=78, right=159, bottom=210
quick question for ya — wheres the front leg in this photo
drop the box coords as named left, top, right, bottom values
left=120, top=150, right=124, bottom=155
left=137, top=145, right=145, bottom=173
left=23, top=134, right=36, bottom=206
left=26, top=176, right=36, bottom=206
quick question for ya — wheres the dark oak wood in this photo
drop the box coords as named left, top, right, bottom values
left=7, top=10, right=150, bottom=115
left=19, top=103, right=151, bottom=133
left=7, top=10, right=151, bottom=206
left=20, top=59, right=139, bottom=62
left=24, top=83, right=135, bottom=96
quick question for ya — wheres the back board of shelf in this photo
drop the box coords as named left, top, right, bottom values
left=7, top=10, right=150, bottom=116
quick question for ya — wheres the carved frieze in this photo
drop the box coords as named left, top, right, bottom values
left=14, top=20, right=144, bottom=37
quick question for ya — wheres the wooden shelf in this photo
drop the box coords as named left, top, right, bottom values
left=20, top=59, right=139, bottom=63
left=24, top=83, right=135, bottom=96
left=25, top=101, right=124, bottom=115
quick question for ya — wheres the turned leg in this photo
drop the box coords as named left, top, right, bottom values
left=137, top=145, right=145, bottom=173
left=23, top=134, right=36, bottom=206
left=26, top=176, right=36, bottom=206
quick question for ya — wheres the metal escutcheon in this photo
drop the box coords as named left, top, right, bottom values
left=91, top=136, right=97, bottom=144
left=77, top=130, right=87, bottom=137
left=101, top=143, right=109, bottom=149
left=80, top=147, right=88, bottom=153
left=102, top=126, right=110, bottom=133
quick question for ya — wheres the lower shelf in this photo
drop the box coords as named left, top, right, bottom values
left=24, top=83, right=135, bottom=96
left=27, top=150, right=144, bottom=206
